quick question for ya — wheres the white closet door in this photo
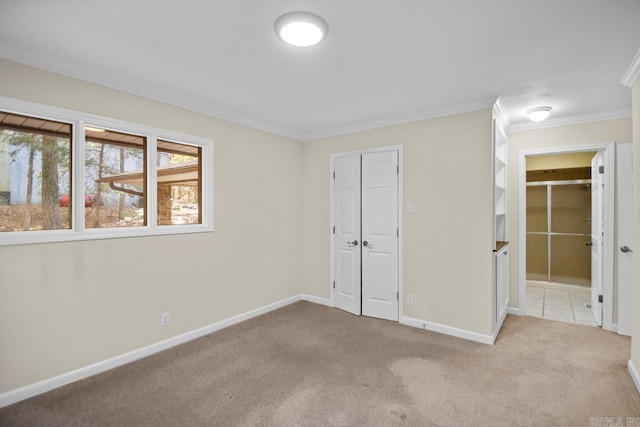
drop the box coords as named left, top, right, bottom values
left=333, top=154, right=362, bottom=315
left=361, top=151, right=399, bottom=321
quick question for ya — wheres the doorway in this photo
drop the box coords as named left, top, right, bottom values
left=524, top=151, right=599, bottom=326
left=518, top=142, right=615, bottom=331
left=330, top=146, right=403, bottom=322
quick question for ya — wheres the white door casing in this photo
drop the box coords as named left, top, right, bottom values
left=333, top=154, right=362, bottom=316
left=591, top=151, right=604, bottom=326
left=361, top=151, right=399, bottom=321
left=617, top=143, right=632, bottom=336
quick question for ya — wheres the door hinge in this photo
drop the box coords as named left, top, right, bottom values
left=397, top=228, right=399, bottom=238
left=397, top=165, right=399, bottom=174
left=599, top=165, right=604, bottom=174
left=333, top=281, right=336, bottom=289
left=333, top=171, right=335, bottom=179
left=397, top=291, right=399, bottom=301
left=333, top=226, right=335, bottom=234
left=598, top=295, right=603, bottom=303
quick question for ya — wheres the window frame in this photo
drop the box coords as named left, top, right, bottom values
left=0, top=96, right=214, bottom=246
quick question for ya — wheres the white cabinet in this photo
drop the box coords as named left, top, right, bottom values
left=495, top=245, right=509, bottom=328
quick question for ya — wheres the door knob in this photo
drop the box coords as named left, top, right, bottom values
left=347, top=240, right=358, bottom=247
left=363, top=241, right=373, bottom=248
left=621, top=246, right=633, bottom=253
left=586, top=241, right=593, bottom=246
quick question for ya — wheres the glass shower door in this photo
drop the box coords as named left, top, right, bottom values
left=549, top=184, right=591, bottom=286
left=526, top=181, right=591, bottom=286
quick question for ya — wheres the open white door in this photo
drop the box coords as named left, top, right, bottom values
left=591, top=151, right=604, bottom=326
left=333, top=154, right=362, bottom=315
left=617, top=143, right=633, bottom=336
left=361, top=151, right=399, bottom=321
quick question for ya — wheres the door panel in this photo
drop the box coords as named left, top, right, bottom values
left=361, top=151, right=399, bottom=321
left=369, top=252, right=393, bottom=301
left=334, top=155, right=361, bottom=315
left=338, top=249, right=357, bottom=297
left=591, top=151, right=603, bottom=326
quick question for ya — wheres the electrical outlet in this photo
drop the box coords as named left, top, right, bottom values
left=161, top=312, right=170, bottom=326
left=407, top=294, right=414, bottom=306
left=407, top=202, right=414, bottom=214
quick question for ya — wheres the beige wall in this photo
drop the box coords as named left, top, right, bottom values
left=507, top=118, right=632, bottom=312
left=0, top=59, right=304, bottom=393
left=302, top=110, right=495, bottom=335
left=526, top=151, right=596, bottom=170
left=631, top=81, right=640, bottom=372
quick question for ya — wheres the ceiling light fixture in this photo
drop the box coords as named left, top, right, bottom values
left=526, top=106, right=552, bottom=122
left=274, top=11, right=328, bottom=47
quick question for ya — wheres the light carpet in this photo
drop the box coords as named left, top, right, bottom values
left=1, top=301, right=639, bottom=426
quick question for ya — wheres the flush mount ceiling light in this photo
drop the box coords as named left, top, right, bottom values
left=274, top=11, right=328, bottom=47
left=526, top=106, right=552, bottom=122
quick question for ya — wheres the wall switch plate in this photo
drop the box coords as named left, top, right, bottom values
left=407, top=202, right=414, bottom=213
left=407, top=295, right=414, bottom=306
left=161, top=312, right=170, bottom=326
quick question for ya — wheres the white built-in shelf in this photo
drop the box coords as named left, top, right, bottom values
left=493, top=116, right=507, bottom=250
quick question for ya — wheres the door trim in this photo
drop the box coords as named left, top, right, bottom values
left=617, top=143, right=632, bottom=336
left=329, top=145, right=404, bottom=321
left=517, top=141, right=615, bottom=331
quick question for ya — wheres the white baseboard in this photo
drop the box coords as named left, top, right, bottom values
left=300, top=294, right=332, bottom=307
left=400, top=316, right=494, bottom=345
left=507, top=306, right=524, bottom=316
left=628, top=360, right=640, bottom=395
left=0, top=294, right=306, bottom=409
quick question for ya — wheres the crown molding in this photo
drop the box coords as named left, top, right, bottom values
left=0, top=50, right=307, bottom=141
left=621, top=48, right=640, bottom=88
left=300, top=98, right=496, bottom=142
left=492, top=97, right=510, bottom=129
left=0, top=52, right=497, bottom=143
left=509, top=109, right=631, bottom=133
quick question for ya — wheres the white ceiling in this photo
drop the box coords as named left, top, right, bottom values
left=1, top=0, right=639, bottom=141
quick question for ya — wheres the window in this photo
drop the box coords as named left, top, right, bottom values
left=84, top=127, right=147, bottom=228
left=157, top=140, right=201, bottom=226
left=0, top=97, right=213, bottom=245
left=0, top=111, right=73, bottom=232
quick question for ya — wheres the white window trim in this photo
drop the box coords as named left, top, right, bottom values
left=0, top=96, right=214, bottom=246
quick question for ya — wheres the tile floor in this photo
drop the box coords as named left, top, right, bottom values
left=526, top=284, right=597, bottom=327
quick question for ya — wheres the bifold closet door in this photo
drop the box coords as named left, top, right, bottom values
left=334, top=154, right=362, bottom=315
left=361, top=151, right=398, bottom=321
left=333, top=151, right=399, bottom=321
